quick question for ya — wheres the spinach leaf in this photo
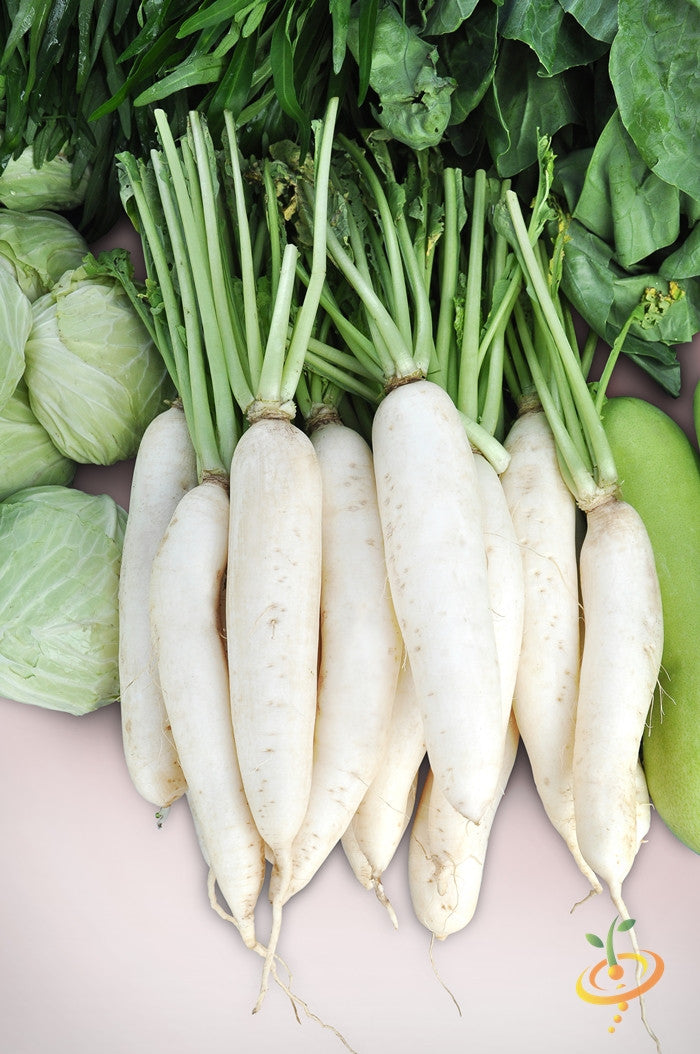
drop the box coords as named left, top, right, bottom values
left=422, top=0, right=480, bottom=36
left=610, top=0, right=700, bottom=201
left=557, top=0, right=618, bottom=45
left=440, top=0, right=498, bottom=125
left=347, top=0, right=455, bottom=148
left=500, top=0, right=608, bottom=76
left=558, top=217, right=700, bottom=394
left=573, top=109, right=680, bottom=269
left=482, top=39, right=585, bottom=177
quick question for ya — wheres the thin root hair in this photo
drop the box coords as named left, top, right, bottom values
left=609, top=886, right=663, bottom=1054
left=428, top=934, right=462, bottom=1017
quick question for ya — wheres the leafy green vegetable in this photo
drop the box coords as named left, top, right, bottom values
left=0, top=267, right=32, bottom=412
left=0, top=484, right=126, bottom=715
left=23, top=262, right=171, bottom=464
left=500, top=0, right=608, bottom=76
left=0, top=208, right=89, bottom=302
left=0, top=380, right=76, bottom=501
left=610, top=0, right=700, bottom=201
left=573, top=110, right=680, bottom=269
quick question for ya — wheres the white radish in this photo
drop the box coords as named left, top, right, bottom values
left=473, top=451, right=524, bottom=727
left=150, top=477, right=265, bottom=950
left=408, top=713, right=519, bottom=939
left=407, top=459, right=522, bottom=941
left=500, top=407, right=601, bottom=894
left=372, top=378, right=503, bottom=823
left=226, top=415, right=322, bottom=999
left=274, top=412, right=402, bottom=904
left=573, top=495, right=663, bottom=914
left=341, top=657, right=426, bottom=925
left=119, top=402, right=197, bottom=811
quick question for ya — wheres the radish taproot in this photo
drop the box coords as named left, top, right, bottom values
left=119, top=402, right=196, bottom=812
left=150, top=477, right=266, bottom=949
left=500, top=403, right=600, bottom=894
left=408, top=714, right=519, bottom=939
left=273, top=403, right=402, bottom=904
left=341, top=657, right=426, bottom=925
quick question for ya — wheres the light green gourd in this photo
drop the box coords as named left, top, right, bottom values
left=601, top=395, right=700, bottom=854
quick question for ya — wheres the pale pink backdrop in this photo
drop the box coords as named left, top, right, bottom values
left=1, top=219, right=699, bottom=1054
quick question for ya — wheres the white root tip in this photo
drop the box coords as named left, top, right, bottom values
left=371, top=876, right=399, bottom=929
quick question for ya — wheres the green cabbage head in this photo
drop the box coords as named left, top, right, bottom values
left=0, top=147, right=90, bottom=212
left=0, top=485, right=126, bottom=715
left=0, top=380, right=76, bottom=501
left=0, top=209, right=89, bottom=302
left=24, top=266, right=170, bottom=464
left=0, top=267, right=32, bottom=412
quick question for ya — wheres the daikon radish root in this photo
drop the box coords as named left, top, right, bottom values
left=500, top=404, right=600, bottom=894
left=341, top=657, right=426, bottom=926
left=573, top=494, right=663, bottom=913
left=372, top=378, right=504, bottom=823
left=408, top=714, right=519, bottom=939
left=119, top=402, right=197, bottom=812
left=273, top=406, right=402, bottom=904
left=473, top=450, right=524, bottom=728
left=150, top=478, right=265, bottom=950
left=227, top=415, right=321, bottom=873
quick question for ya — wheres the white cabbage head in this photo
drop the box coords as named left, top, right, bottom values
left=0, top=485, right=126, bottom=715
left=0, top=147, right=90, bottom=212
left=0, top=209, right=89, bottom=302
left=0, top=380, right=76, bottom=501
left=24, top=266, right=170, bottom=464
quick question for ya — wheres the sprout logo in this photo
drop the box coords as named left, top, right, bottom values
left=576, top=916, right=664, bottom=1035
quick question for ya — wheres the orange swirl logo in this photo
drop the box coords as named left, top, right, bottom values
left=576, top=916, right=664, bottom=1035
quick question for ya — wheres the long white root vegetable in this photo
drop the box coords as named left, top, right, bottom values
left=341, top=658, right=426, bottom=926
left=408, top=713, right=519, bottom=939
left=372, top=378, right=503, bottom=824
left=500, top=407, right=601, bottom=894
left=150, top=477, right=265, bottom=950
left=573, top=495, right=663, bottom=914
left=226, top=416, right=322, bottom=1000
left=276, top=413, right=402, bottom=903
left=119, top=402, right=197, bottom=810
left=473, top=451, right=524, bottom=728
left=407, top=454, right=522, bottom=940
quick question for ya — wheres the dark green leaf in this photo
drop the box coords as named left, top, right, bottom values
left=270, top=0, right=311, bottom=143
left=557, top=218, right=695, bottom=394
left=574, top=110, right=680, bottom=268
left=585, top=933, right=605, bottom=948
left=500, top=0, right=608, bottom=75
left=617, top=918, right=636, bottom=932
left=441, top=0, right=498, bottom=125
left=482, top=39, right=584, bottom=178
left=423, top=0, right=480, bottom=37
left=206, top=28, right=258, bottom=121
left=356, top=0, right=378, bottom=106
left=329, top=0, right=351, bottom=73
left=178, top=0, right=266, bottom=38
left=557, top=0, right=618, bottom=44
left=610, top=0, right=700, bottom=200
left=133, top=55, right=225, bottom=106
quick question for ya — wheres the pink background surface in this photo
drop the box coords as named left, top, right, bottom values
left=1, top=222, right=699, bottom=1054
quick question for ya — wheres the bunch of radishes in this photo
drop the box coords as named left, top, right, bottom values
left=114, top=106, right=663, bottom=1036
